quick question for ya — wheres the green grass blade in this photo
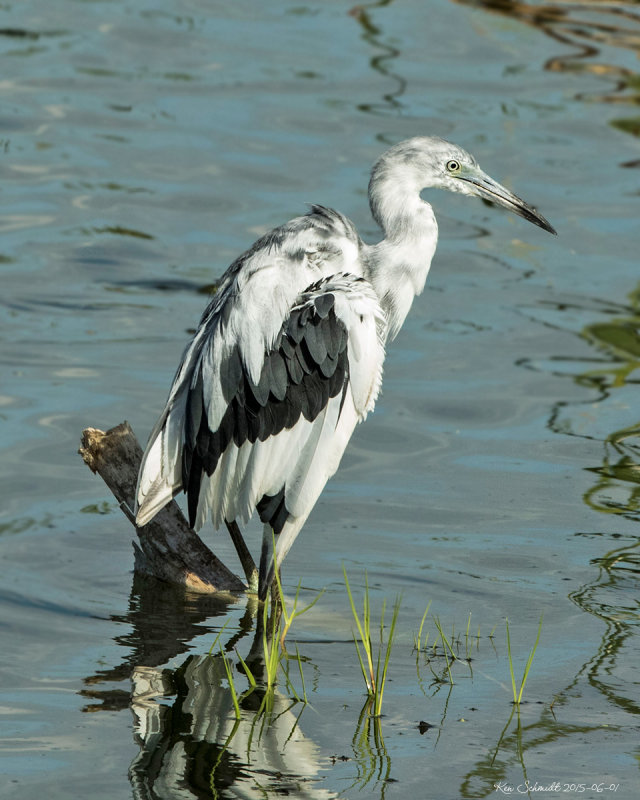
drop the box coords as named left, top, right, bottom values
left=279, top=656, right=301, bottom=702
left=234, top=648, right=257, bottom=689
left=261, top=595, right=281, bottom=691
left=293, top=585, right=326, bottom=619
left=433, top=616, right=454, bottom=685
left=295, top=644, right=308, bottom=704
left=506, top=618, right=517, bottom=704
left=350, top=628, right=372, bottom=694
left=343, top=566, right=375, bottom=694
left=373, top=598, right=387, bottom=702
left=219, top=646, right=241, bottom=720
left=207, top=618, right=232, bottom=656
left=416, top=600, right=432, bottom=651
left=374, top=594, right=401, bottom=716
left=464, top=612, right=472, bottom=660
left=516, top=614, right=543, bottom=704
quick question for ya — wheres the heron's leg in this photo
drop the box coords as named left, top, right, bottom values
left=258, top=525, right=277, bottom=602
left=225, top=520, right=258, bottom=593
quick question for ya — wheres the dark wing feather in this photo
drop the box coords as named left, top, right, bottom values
left=135, top=204, right=375, bottom=531
left=181, top=289, right=350, bottom=531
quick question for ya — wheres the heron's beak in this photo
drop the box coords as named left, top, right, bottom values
left=458, top=167, right=557, bottom=235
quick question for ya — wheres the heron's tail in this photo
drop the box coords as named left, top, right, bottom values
left=135, top=403, right=184, bottom=527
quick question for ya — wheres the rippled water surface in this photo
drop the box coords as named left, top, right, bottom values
left=1, top=1, right=639, bottom=798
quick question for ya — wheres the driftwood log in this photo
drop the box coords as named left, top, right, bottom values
left=79, top=421, right=246, bottom=595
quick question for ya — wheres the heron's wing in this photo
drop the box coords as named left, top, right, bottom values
left=136, top=271, right=385, bottom=533
left=135, top=205, right=377, bottom=527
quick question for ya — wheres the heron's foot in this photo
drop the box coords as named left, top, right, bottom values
left=245, top=567, right=259, bottom=595
left=225, top=520, right=259, bottom=593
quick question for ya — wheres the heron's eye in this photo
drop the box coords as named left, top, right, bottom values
left=446, top=159, right=461, bottom=173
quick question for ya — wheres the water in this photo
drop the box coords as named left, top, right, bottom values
left=1, top=0, right=639, bottom=797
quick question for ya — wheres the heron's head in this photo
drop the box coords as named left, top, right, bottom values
left=373, top=136, right=556, bottom=235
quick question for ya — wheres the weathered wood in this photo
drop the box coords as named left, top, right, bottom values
left=79, top=422, right=246, bottom=595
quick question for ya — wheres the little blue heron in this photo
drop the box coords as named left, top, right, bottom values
left=135, top=136, right=556, bottom=598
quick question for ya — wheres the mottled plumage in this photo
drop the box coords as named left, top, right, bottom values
left=135, top=137, right=555, bottom=597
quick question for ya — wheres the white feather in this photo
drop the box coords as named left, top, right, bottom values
left=224, top=440, right=255, bottom=524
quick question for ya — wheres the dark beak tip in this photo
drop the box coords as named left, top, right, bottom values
left=466, top=176, right=557, bottom=237
left=522, top=206, right=556, bottom=236
left=541, top=220, right=557, bottom=236
left=539, top=217, right=557, bottom=236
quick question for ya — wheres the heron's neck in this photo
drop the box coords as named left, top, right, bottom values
left=366, top=179, right=438, bottom=340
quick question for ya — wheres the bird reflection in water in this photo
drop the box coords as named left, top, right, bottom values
left=80, top=575, right=390, bottom=799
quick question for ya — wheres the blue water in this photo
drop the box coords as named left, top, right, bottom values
left=1, top=1, right=639, bottom=798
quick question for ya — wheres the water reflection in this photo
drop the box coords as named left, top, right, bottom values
left=461, top=703, right=599, bottom=798
left=349, top=705, right=392, bottom=795
left=456, top=0, right=640, bottom=136
left=585, top=421, right=640, bottom=520
left=81, top=575, right=339, bottom=798
left=129, top=655, right=332, bottom=799
left=469, top=285, right=640, bottom=797
left=80, top=575, right=243, bottom=712
left=571, top=537, right=640, bottom=708
left=79, top=574, right=398, bottom=798
left=568, top=290, right=640, bottom=720
left=349, top=0, right=406, bottom=115
left=467, top=533, right=640, bottom=794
